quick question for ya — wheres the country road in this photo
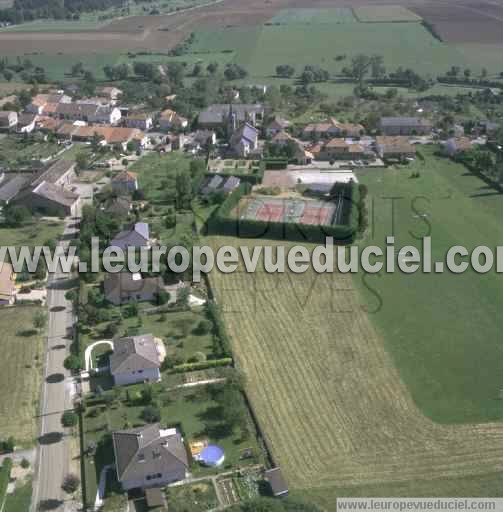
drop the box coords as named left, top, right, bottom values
left=31, top=187, right=92, bottom=512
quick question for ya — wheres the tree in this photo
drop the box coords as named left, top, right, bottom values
left=71, top=62, right=84, bottom=76
left=65, top=290, right=77, bottom=303
left=276, top=64, right=295, bottom=78
left=3, top=204, right=30, bottom=227
left=141, top=405, right=161, bottom=423
left=207, top=62, right=219, bottom=75
left=370, top=55, right=386, bottom=79
left=3, top=70, right=13, bottom=82
left=177, top=287, right=190, bottom=308
left=33, top=311, right=47, bottom=332
left=155, top=290, right=170, bottom=306
left=175, top=172, right=192, bottom=210
left=464, top=68, right=471, bottom=79
left=61, top=474, right=80, bottom=494
left=194, top=319, right=212, bottom=335
left=61, top=411, right=78, bottom=428
left=76, top=151, right=89, bottom=171
left=64, top=355, right=82, bottom=371
left=481, top=67, right=488, bottom=79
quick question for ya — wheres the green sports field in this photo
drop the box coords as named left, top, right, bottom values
left=353, top=5, right=422, bottom=23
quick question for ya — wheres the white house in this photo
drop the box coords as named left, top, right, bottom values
left=0, top=111, right=18, bottom=131
left=110, top=334, right=162, bottom=386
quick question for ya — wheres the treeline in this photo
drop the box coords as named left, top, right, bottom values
left=0, top=0, right=123, bottom=23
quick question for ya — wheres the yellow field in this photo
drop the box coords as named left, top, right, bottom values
left=0, top=306, right=45, bottom=444
left=208, top=237, right=503, bottom=499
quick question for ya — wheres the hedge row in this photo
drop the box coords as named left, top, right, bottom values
left=206, top=182, right=360, bottom=244
left=0, top=458, right=12, bottom=507
left=207, top=302, right=233, bottom=358
left=172, top=358, right=232, bottom=373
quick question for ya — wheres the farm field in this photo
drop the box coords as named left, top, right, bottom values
left=0, top=135, right=62, bottom=166
left=206, top=174, right=503, bottom=498
left=0, top=306, right=45, bottom=445
left=188, top=22, right=482, bottom=78
left=268, top=7, right=356, bottom=25
left=353, top=5, right=422, bottom=23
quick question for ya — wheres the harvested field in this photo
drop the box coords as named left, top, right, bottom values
left=412, top=0, right=503, bottom=44
left=0, top=306, right=45, bottom=444
left=3, top=0, right=501, bottom=56
left=353, top=5, right=422, bottom=23
left=208, top=237, right=503, bottom=495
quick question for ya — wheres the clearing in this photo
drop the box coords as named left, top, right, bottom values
left=0, top=306, right=45, bottom=444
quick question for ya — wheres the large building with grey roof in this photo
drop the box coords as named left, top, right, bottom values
left=112, top=423, right=188, bottom=490
left=198, top=104, right=264, bottom=129
left=110, top=334, right=162, bottom=386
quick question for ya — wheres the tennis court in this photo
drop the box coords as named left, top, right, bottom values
left=238, top=196, right=339, bottom=227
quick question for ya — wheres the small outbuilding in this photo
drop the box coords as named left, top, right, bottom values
left=265, top=467, right=289, bottom=498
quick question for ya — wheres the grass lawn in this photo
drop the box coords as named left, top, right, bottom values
left=165, top=481, right=218, bottom=511
left=3, top=478, right=33, bottom=512
left=83, top=385, right=264, bottom=505
left=0, top=306, right=45, bottom=444
left=354, top=147, right=503, bottom=423
left=0, top=218, right=64, bottom=261
left=0, top=135, right=62, bottom=166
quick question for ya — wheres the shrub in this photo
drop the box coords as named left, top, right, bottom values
left=141, top=405, right=161, bottom=423
left=62, top=473, right=80, bottom=494
left=172, top=358, right=232, bottom=373
left=64, top=355, right=82, bottom=371
left=61, top=411, right=78, bottom=428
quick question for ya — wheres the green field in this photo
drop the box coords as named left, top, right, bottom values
left=353, top=5, right=422, bottom=23
left=3, top=478, right=33, bottom=512
left=0, top=306, right=45, bottom=444
left=268, top=8, right=357, bottom=25
left=0, top=135, right=62, bottom=166
left=355, top=147, right=503, bottom=424
left=188, top=22, right=478, bottom=79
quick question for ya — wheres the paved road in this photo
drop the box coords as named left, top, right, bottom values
left=31, top=217, right=80, bottom=512
left=31, top=185, right=94, bottom=511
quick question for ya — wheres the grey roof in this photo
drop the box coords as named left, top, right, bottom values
left=380, top=117, right=432, bottom=127
left=230, top=123, right=258, bottom=148
left=113, top=424, right=188, bottom=483
left=31, top=181, right=78, bottom=208
left=223, top=176, right=240, bottom=192
left=199, top=104, right=264, bottom=125
left=0, top=175, right=29, bottom=202
left=110, top=222, right=149, bottom=249
left=110, top=334, right=160, bottom=374
left=56, top=102, right=98, bottom=117
left=265, top=468, right=288, bottom=496
left=17, top=113, right=36, bottom=126
left=32, top=159, right=75, bottom=187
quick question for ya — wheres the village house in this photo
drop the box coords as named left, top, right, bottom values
left=112, top=424, right=189, bottom=491
left=270, top=131, right=313, bottom=165
left=110, top=222, right=150, bottom=251
left=111, top=171, right=139, bottom=195
left=159, top=109, right=188, bottom=132
left=13, top=159, right=79, bottom=216
left=302, top=118, right=364, bottom=140
left=125, top=112, right=154, bottom=131
left=54, top=103, right=122, bottom=125
left=266, top=116, right=290, bottom=137
left=72, top=125, right=147, bottom=149
left=375, top=136, right=416, bottom=161
left=0, top=111, right=18, bottom=132
left=26, top=93, right=71, bottom=115
left=16, top=113, right=37, bottom=134
left=230, top=123, right=259, bottom=158
left=96, top=86, right=123, bottom=102
left=110, top=334, right=162, bottom=386
left=198, top=104, right=265, bottom=130
left=104, top=272, right=163, bottom=305
left=0, top=262, right=16, bottom=306
left=314, top=138, right=369, bottom=161
left=444, top=137, right=474, bottom=157
left=379, top=117, right=433, bottom=136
